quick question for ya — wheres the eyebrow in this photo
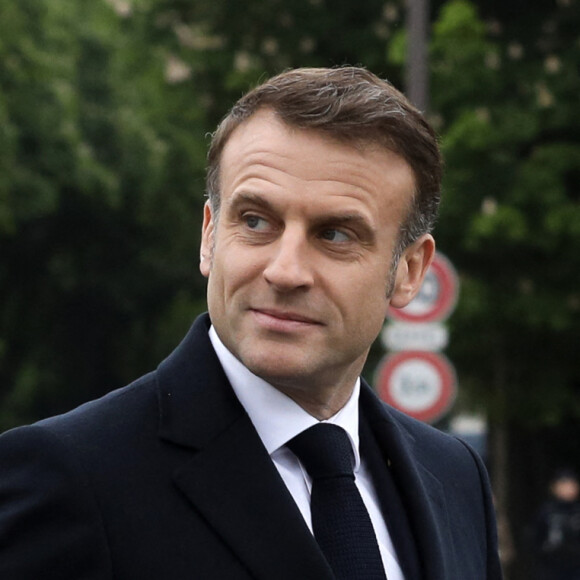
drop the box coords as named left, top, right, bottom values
left=227, top=191, right=275, bottom=213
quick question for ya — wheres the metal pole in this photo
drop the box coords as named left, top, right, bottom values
left=405, top=0, right=429, bottom=112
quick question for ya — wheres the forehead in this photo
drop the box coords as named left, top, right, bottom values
left=219, top=110, right=415, bottom=212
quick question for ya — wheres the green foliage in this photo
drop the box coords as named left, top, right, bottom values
left=430, top=0, right=580, bottom=426
left=1, top=0, right=579, bottom=433
left=0, top=0, right=208, bottom=429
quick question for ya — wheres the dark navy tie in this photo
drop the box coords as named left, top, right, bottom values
left=288, top=423, right=387, bottom=579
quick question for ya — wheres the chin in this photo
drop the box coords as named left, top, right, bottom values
left=243, top=354, right=309, bottom=384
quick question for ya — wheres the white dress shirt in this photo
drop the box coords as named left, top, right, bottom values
left=209, top=326, right=405, bottom=579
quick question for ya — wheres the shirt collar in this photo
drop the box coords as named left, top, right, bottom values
left=209, top=325, right=362, bottom=470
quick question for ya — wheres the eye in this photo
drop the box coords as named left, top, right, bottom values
left=320, top=229, right=351, bottom=243
left=244, top=214, right=270, bottom=231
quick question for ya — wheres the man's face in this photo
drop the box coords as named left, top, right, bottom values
left=552, top=478, right=580, bottom=502
left=200, top=109, right=433, bottom=414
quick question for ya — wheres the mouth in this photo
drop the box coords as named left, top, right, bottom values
left=250, top=308, right=322, bottom=331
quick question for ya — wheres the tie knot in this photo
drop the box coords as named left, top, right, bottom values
left=287, top=423, right=354, bottom=480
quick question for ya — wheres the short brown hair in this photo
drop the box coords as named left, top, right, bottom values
left=206, top=66, right=442, bottom=257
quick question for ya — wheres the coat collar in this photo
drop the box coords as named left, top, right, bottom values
left=156, top=314, right=333, bottom=580
left=156, top=313, right=242, bottom=450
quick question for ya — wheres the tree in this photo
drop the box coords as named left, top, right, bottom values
left=0, top=0, right=208, bottom=428
left=428, top=0, right=580, bottom=435
left=425, top=2, right=580, bottom=575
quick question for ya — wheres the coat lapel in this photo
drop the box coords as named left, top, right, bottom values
left=156, top=315, right=333, bottom=580
left=360, top=382, right=456, bottom=580
left=173, top=415, right=333, bottom=580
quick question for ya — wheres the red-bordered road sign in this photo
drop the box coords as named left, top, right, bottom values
left=388, top=252, right=459, bottom=323
left=375, top=351, right=457, bottom=423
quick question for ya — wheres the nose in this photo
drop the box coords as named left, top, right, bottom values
left=263, top=228, right=314, bottom=292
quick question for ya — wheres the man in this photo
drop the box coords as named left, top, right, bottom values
left=532, top=469, right=580, bottom=580
left=0, top=67, right=502, bottom=579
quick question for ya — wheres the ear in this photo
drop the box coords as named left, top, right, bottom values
left=199, top=201, right=214, bottom=278
left=389, top=234, right=436, bottom=310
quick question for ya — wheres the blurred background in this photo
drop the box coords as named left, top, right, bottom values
left=1, top=0, right=579, bottom=577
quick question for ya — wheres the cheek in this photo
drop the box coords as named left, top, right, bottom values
left=210, top=245, right=263, bottom=295
left=365, top=277, right=391, bottom=322
left=336, top=271, right=390, bottom=325
left=359, top=296, right=389, bottom=332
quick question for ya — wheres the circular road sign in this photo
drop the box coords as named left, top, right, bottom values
left=388, top=252, right=459, bottom=324
left=375, top=351, right=457, bottom=424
